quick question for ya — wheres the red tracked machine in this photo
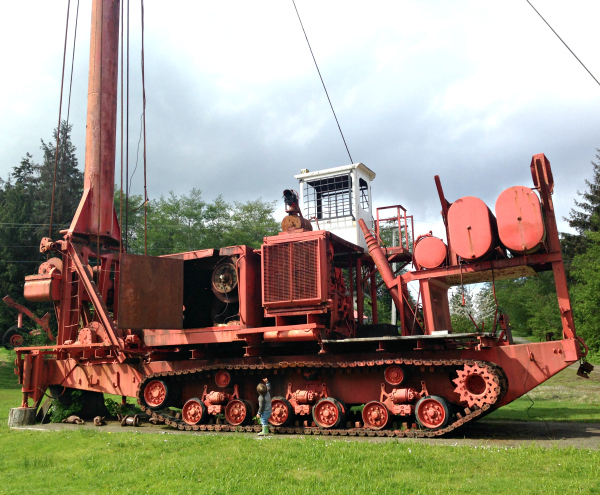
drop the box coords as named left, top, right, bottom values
left=10, top=0, right=590, bottom=436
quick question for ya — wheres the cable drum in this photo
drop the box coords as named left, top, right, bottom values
left=211, top=258, right=239, bottom=303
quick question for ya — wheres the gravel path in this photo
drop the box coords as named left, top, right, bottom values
left=12, top=420, right=600, bottom=449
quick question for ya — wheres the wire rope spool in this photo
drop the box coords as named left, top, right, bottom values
left=415, top=396, right=451, bottom=430
left=182, top=397, right=208, bottom=426
left=211, top=258, right=239, bottom=303
left=143, top=379, right=170, bottom=410
left=312, top=397, right=344, bottom=429
left=269, top=397, right=294, bottom=427
left=362, top=401, right=389, bottom=430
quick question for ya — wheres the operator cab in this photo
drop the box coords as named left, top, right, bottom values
left=295, top=163, right=376, bottom=251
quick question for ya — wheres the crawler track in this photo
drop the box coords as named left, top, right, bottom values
left=137, top=358, right=507, bottom=438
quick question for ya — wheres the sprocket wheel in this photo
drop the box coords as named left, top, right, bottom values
left=453, top=363, right=501, bottom=408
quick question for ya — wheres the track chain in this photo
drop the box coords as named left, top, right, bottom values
left=136, top=358, right=506, bottom=438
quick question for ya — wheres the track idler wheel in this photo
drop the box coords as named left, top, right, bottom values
left=453, top=363, right=502, bottom=409
left=143, top=379, right=170, bottom=410
left=182, top=397, right=208, bottom=426
left=269, top=397, right=294, bottom=427
left=415, top=395, right=450, bottom=430
left=362, top=401, right=389, bottom=430
left=312, top=397, right=344, bottom=429
left=225, top=399, right=253, bottom=426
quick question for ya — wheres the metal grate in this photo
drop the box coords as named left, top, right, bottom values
left=291, top=240, right=319, bottom=300
left=302, top=173, right=352, bottom=220
left=264, top=240, right=320, bottom=304
left=264, top=243, right=291, bottom=303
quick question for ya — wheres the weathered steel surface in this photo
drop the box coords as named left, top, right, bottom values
left=118, top=254, right=184, bottom=329
left=79, top=0, right=120, bottom=238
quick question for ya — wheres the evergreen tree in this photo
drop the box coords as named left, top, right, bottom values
left=561, top=149, right=600, bottom=259
left=36, top=121, right=83, bottom=237
left=570, top=228, right=600, bottom=353
left=0, top=122, right=83, bottom=333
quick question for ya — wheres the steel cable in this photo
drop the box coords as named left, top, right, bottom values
left=48, top=0, right=71, bottom=242
left=292, top=0, right=353, bottom=163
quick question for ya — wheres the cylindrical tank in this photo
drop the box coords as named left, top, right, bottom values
left=413, top=234, right=447, bottom=269
left=495, top=186, right=545, bottom=255
left=448, top=196, right=497, bottom=261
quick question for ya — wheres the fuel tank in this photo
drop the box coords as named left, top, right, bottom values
left=495, top=185, right=545, bottom=255
left=447, top=196, right=497, bottom=261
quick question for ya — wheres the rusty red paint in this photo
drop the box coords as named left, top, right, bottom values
left=413, top=235, right=447, bottom=269
left=495, top=186, right=545, bottom=254
left=448, top=196, right=497, bottom=261
left=8, top=0, right=586, bottom=440
left=118, top=253, right=184, bottom=330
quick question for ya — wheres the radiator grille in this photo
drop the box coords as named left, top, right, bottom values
left=264, top=240, right=320, bottom=304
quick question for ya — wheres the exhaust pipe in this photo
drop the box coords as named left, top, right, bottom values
left=358, top=219, right=402, bottom=313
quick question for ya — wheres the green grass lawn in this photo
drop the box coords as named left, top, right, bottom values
left=1, top=350, right=600, bottom=494
left=1, top=429, right=599, bottom=494
left=487, top=359, right=600, bottom=422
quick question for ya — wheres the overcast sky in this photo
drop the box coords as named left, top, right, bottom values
left=1, top=0, right=599, bottom=240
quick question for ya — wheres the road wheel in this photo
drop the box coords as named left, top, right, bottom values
left=362, top=401, right=389, bottom=430
left=225, top=399, right=252, bottom=426
left=3, top=326, right=25, bottom=350
left=312, top=397, right=344, bottom=429
left=415, top=395, right=451, bottom=430
left=182, top=398, right=208, bottom=425
left=269, top=397, right=294, bottom=427
left=143, top=380, right=170, bottom=410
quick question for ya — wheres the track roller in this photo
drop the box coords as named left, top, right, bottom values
left=362, top=401, right=389, bottom=430
left=143, top=379, right=170, bottom=410
left=269, top=397, right=294, bottom=427
left=182, top=397, right=208, bottom=426
left=225, top=399, right=254, bottom=426
left=312, top=397, right=345, bottom=429
left=415, top=395, right=450, bottom=430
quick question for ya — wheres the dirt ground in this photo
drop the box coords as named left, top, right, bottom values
left=12, top=419, right=600, bottom=449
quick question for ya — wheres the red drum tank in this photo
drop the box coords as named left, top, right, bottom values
left=413, top=234, right=447, bottom=269
left=447, top=196, right=497, bottom=261
left=495, top=186, right=545, bottom=255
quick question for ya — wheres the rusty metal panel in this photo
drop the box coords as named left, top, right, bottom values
left=118, top=254, right=183, bottom=329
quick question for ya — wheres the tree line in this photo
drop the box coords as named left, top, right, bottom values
left=0, top=122, right=279, bottom=333
left=1, top=124, right=598, bottom=353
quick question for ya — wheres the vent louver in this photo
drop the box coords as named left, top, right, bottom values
left=263, top=240, right=320, bottom=305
